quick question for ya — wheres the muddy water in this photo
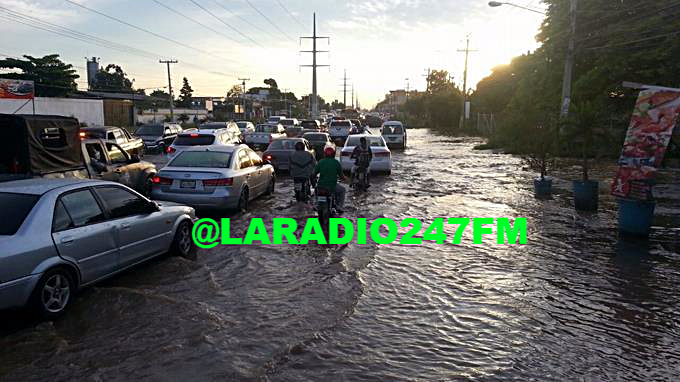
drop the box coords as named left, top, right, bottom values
left=2, top=129, right=680, bottom=381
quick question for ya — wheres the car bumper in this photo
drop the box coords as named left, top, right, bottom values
left=0, top=273, right=42, bottom=310
left=340, top=158, right=392, bottom=172
left=151, top=189, right=239, bottom=210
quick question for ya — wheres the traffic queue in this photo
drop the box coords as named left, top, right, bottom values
left=0, top=112, right=405, bottom=320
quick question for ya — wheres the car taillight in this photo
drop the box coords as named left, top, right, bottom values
left=152, top=176, right=173, bottom=185
left=341, top=151, right=351, bottom=156
left=375, top=152, right=390, bottom=157
left=203, top=178, right=233, bottom=187
left=269, top=136, right=273, bottom=143
left=264, top=154, right=273, bottom=161
left=165, top=146, right=176, bottom=154
left=79, top=132, right=86, bottom=140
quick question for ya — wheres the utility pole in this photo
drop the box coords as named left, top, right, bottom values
left=560, top=0, right=577, bottom=118
left=405, top=78, right=410, bottom=100
left=300, top=12, right=329, bottom=118
left=159, top=59, right=178, bottom=120
left=281, top=88, right=290, bottom=117
left=422, top=68, right=431, bottom=92
left=351, top=84, right=355, bottom=109
left=341, top=69, right=350, bottom=108
left=239, top=78, right=249, bottom=119
left=457, top=35, right=477, bottom=129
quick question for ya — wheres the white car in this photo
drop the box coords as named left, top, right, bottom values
left=329, top=120, right=353, bottom=143
left=339, top=134, right=392, bottom=175
left=267, top=115, right=286, bottom=124
left=381, top=121, right=407, bottom=149
left=165, top=128, right=239, bottom=160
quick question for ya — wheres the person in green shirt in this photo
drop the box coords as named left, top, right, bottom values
left=314, top=146, right=347, bottom=212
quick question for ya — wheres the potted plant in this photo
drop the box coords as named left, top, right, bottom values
left=525, top=120, right=557, bottom=198
left=563, top=101, right=605, bottom=211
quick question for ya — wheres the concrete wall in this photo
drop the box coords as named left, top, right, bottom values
left=0, top=97, right=104, bottom=126
left=137, top=108, right=209, bottom=124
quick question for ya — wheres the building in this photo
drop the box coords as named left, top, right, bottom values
left=376, top=89, right=414, bottom=114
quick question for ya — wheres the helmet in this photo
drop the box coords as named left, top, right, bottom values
left=294, top=141, right=304, bottom=151
left=324, top=147, right=336, bottom=157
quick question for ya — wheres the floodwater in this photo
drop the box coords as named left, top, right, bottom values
left=2, top=129, right=680, bottom=381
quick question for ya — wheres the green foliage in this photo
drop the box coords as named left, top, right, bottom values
left=264, top=78, right=278, bottom=89
left=177, top=113, right=190, bottom=123
left=177, top=77, right=193, bottom=108
left=472, top=0, right=680, bottom=158
left=0, top=54, right=78, bottom=97
left=93, top=64, right=133, bottom=92
left=399, top=69, right=463, bottom=132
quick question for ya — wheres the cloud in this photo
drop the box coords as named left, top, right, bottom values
left=0, top=0, right=78, bottom=22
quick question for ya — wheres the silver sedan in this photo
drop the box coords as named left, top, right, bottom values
left=151, top=145, right=276, bottom=212
left=0, top=178, right=197, bottom=319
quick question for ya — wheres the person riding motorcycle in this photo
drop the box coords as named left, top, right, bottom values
left=314, top=146, right=346, bottom=213
left=350, top=137, right=373, bottom=187
left=289, top=141, right=317, bottom=194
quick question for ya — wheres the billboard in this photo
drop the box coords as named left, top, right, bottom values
left=0, top=78, right=35, bottom=99
left=611, top=89, right=680, bottom=200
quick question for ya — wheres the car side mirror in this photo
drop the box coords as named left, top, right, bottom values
left=146, top=200, right=160, bottom=213
left=129, top=154, right=141, bottom=163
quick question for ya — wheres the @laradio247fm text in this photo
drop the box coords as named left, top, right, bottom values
left=191, top=217, right=528, bottom=247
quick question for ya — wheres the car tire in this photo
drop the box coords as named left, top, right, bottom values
left=29, top=267, right=76, bottom=321
left=170, top=220, right=195, bottom=259
left=143, top=174, right=154, bottom=197
left=386, top=170, right=391, bottom=176
left=265, top=174, right=276, bottom=195
left=238, top=188, right=249, bottom=212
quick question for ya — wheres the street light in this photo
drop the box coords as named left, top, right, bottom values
left=488, top=1, right=546, bottom=14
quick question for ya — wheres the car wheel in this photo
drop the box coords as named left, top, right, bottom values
left=386, top=170, right=391, bottom=176
left=170, top=220, right=195, bottom=258
left=30, top=268, right=75, bottom=320
left=265, top=174, right=276, bottom=195
left=238, top=188, right=249, bottom=212
left=143, top=174, right=154, bottom=197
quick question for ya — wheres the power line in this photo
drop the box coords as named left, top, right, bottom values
left=63, top=0, right=233, bottom=62
left=210, top=0, right=277, bottom=39
left=187, top=0, right=263, bottom=48
left=585, top=30, right=680, bottom=51
left=242, top=0, right=295, bottom=41
left=150, top=0, right=244, bottom=46
left=275, top=0, right=305, bottom=29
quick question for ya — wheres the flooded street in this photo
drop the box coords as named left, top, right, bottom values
left=2, top=128, right=680, bottom=381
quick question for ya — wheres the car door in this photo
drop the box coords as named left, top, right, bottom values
left=93, top=185, right=172, bottom=267
left=247, top=149, right=266, bottom=195
left=51, top=188, right=119, bottom=284
left=237, top=149, right=256, bottom=195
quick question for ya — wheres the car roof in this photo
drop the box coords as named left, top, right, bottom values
left=384, top=120, right=403, bottom=125
left=0, top=178, right=117, bottom=195
left=81, top=126, right=120, bottom=132
left=178, top=128, right=225, bottom=136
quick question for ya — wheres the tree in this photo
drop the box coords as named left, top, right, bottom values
left=177, top=77, right=194, bottom=108
left=93, top=64, right=133, bottom=92
left=427, top=70, right=455, bottom=93
left=264, top=78, right=278, bottom=89
left=0, top=54, right=78, bottom=97
left=227, top=84, right=243, bottom=98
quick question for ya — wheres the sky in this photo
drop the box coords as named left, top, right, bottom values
left=0, top=0, right=545, bottom=108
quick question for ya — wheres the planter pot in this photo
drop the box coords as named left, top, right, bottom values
left=618, top=198, right=655, bottom=236
left=573, top=180, right=599, bottom=211
left=533, top=176, right=552, bottom=198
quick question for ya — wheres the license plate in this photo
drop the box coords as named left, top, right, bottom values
left=294, top=183, right=302, bottom=191
left=317, top=196, right=328, bottom=202
left=180, top=180, right=196, bottom=189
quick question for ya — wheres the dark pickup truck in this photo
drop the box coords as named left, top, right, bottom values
left=0, top=114, right=157, bottom=195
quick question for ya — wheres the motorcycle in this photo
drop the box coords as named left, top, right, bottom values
left=293, top=177, right=312, bottom=202
left=315, top=187, right=335, bottom=228
left=353, top=166, right=369, bottom=192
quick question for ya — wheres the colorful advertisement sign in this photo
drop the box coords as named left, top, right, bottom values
left=611, top=89, right=680, bottom=200
left=0, top=78, right=35, bottom=99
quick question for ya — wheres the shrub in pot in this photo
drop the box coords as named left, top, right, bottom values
left=525, top=120, right=557, bottom=199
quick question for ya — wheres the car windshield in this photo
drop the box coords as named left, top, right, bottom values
left=256, top=124, right=276, bottom=133
left=136, top=125, right=163, bottom=136
left=268, top=139, right=298, bottom=150
left=332, top=121, right=351, bottom=127
left=280, top=119, right=295, bottom=126
left=0, top=192, right=40, bottom=235
left=236, top=122, right=248, bottom=129
left=345, top=136, right=385, bottom=147
left=174, top=134, right=216, bottom=146
left=301, top=121, right=317, bottom=128
left=304, top=134, right=326, bottom=142
left=169, top=151, right=232, bottom=168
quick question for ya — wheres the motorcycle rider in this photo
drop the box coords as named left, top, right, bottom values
left=314, top=146, right=346, bottom=213
left=290, top=141, right=317, bottom=199
left=350, top=137, right=373, bottom=187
